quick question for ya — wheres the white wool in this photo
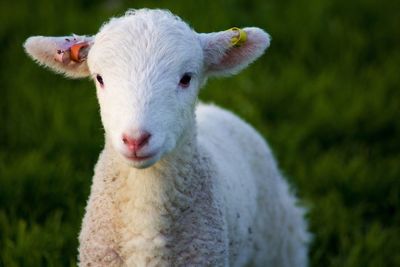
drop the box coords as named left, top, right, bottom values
left=24, top=8, right=310, bottom=267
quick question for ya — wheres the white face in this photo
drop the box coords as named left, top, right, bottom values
left=87, top=17, right=204, bottom=168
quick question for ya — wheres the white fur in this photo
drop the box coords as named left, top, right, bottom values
left=24, top=9, right=310, bottom=267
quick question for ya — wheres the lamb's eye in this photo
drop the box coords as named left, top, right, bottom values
left=96, top=74, right=104, bottom=87
left=179, top=73, right=192, bottom=88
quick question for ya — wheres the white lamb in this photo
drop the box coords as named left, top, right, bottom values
left=24, top=9, right=309, bottom=267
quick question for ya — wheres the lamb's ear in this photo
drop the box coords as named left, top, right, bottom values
left=23, top=35, right=94, bottom=78
left=199, top=27, right=270, bottom=77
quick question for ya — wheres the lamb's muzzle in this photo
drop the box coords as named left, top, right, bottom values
left=122, top=131, right=152, bottom=154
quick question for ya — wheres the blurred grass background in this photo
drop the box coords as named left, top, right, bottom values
left=0, top=0, right=399, bottom=266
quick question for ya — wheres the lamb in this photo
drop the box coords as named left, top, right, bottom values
left=24, top=9, right=310, bottom=267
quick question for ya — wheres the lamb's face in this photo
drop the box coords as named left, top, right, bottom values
left=24, top=9, right=270, bottom=169
left=88, top=13, right=204, bottom=168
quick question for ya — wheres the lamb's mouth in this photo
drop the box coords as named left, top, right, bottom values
left=122, top=150, right=162, bottom=169
left=124, top=153, right=155, bottom=162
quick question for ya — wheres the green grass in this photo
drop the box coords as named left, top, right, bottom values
left=1, top=0, right=399, bottom=266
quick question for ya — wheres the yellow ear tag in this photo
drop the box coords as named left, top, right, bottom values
left=229, top=27, right=247, bottom=47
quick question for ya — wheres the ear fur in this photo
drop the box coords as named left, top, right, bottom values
left=24, top=35, right=94, bottom=78
left=199, top=27, right=270, bottom=77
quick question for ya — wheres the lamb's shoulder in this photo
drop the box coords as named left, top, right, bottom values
left=195, top=102, right=274, bottom=188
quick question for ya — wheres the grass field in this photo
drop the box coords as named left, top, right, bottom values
left=0, top=0, right=399, bottom=266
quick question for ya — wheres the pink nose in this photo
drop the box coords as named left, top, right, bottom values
left=122, top=131, right=151, bottom=153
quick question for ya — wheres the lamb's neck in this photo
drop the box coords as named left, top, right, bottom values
left=125, top=146, right=200, bottom=209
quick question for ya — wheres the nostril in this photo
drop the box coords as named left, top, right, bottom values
left=138, top=132, right=151, bottom=147
left=122, top=136, right=129, bottom=145
left=122, top=131, right=152, bottom=152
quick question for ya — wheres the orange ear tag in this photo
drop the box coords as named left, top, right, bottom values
left=70, top=42, right=89, bottom=62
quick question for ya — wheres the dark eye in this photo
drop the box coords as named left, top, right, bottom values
left=179, top=73, right=192, bottom=88
left=96, top=74, right=104, bottom=87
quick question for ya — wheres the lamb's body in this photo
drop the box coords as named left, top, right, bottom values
left=78, top=104, right=308, bottom=267
left=24, top=9, right=310, bottom=267
left=197, top=105, right=308, bottom=266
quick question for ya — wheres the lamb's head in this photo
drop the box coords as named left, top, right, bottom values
left=24, top=9, right=270, bottom=168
